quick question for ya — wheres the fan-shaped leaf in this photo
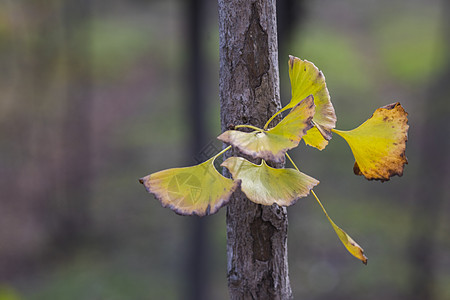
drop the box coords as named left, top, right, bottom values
left=221, top=157, right=319, bottom=206
left=139, top=156, right=240, bottom=216
left=287, top=55, right=336, bottom=141
left=217, top=95, right=315, bottom=163
left=333, top=102, right=408, bottom=181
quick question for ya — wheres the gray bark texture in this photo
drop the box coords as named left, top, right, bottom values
left=218, top=0, right=292, bottom=299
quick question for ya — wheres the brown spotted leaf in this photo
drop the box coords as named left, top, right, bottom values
left=333, top=102, right=409, bottom=181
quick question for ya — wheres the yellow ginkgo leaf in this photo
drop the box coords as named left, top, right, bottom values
left=265, top=56, right=336, bottom=146
left=139, top=155, right=240, bottom=216
left=217, top=95, right=315, bottom=163
left=333, top=102, right=409, bottom=181
left=287, top=56, right=336, bottom=139
left=302, top=126, right=329, bottom=150
left=221, top=157, right=319, bottom=206
left=311, top=190, right=368, bottom=264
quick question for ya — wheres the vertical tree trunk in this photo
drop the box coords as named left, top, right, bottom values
left=408, top=2, right=450, bottom=299
left=218, top=1, right=292, bottom=299
left=54, top=0, right=92, bottom=249
left=186, top=0, right=209, bottom=299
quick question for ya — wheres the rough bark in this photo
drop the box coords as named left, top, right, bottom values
left=218, top=0, right=292, bottom=299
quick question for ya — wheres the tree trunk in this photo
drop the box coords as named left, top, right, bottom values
left=408, top=2, right=450, bottom=299
left=54, top=0, right=93, bottom=250
left=186, top=0, right=209, bottom=299
left=218, top=1, right=292, bottom=299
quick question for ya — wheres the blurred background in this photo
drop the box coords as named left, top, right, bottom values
left=0, top=0, right=449, bottom=299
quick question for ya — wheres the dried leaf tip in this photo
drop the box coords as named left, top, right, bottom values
left=288, top=55, right=296, bottom=69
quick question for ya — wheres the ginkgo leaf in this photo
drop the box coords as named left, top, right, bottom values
left=311, top=190, right=368, bottom=264
left=302, top=126, right=329, bottom=150
left=333, top=102, right=409, bottom=181
left=217, top=95, right=315, bottom=163
left=221, top=156, right=319, bottom=206
left=286, top=55, right=336, bottom=140
left=139, top=155, right=240, bottom=216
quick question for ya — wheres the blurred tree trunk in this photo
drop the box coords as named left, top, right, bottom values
left=54, top=0, right=93, bottom=249
left=218, top=1, right=292, bottom=299
left=408, top=2, right=450, bottom=299
left=0, top=1, right=62, bottom=278
left=186, top=0, right=209, bottom=299
left=276, top=0, right=302, bottom=61
left=276, top=0, right=304, bottom=103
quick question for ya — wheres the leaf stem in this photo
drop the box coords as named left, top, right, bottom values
left=286, top=151, right=334, bottom=233
left=311, top=189, right=368, bottom=265
left=330, top=128, right=348, bottom=141
left=285, top=152, right=299, bottom=172
left=264, top=106, right=288, bottom=130
left=285, top=152, right=332, bottom=223
left=311, top=190, right=331, bottom=221
left=331, top=128, right=345, bottom=135
left=214, top=145, right=232, bottom=160
left=234, top=124, right=264, bottom=132
left=286, top=152, right=367, bottom=264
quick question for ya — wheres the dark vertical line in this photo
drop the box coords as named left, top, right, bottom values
left=276, top=0, right=304, bottom=105
left=186, top=0, right=209, bottom=299
left=276, top=0, right=299, bottom=55
left=408, top=2, right=450, bottom=299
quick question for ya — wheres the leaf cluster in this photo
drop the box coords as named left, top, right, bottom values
left=140, top=56, right=409, bottom=264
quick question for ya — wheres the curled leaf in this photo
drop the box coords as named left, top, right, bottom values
left=221, top=157, right=319, bottom=206
left=302, top=126, right=329, bottom=150
left=287, top=56, right=336, bottom=141
left=217, top=95, right=315, bottom=163
left=333, top=102, right=408, bottom=181
left=312, top=190, right=368, bottom=264
left=139, top=155, right=240, bottom=216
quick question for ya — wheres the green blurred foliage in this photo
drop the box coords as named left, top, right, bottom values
left=90, top=19, right=153, bottom=80
left=373, top=11, right=445, bottom=84
left=27, top=253, right=179, bottom=300
left=0, top=286, right=21, bottom=300
left=292, top=28, right=373, bottom=94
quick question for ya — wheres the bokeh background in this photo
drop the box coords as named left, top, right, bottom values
left=1, top=0, right=449, bottom=299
